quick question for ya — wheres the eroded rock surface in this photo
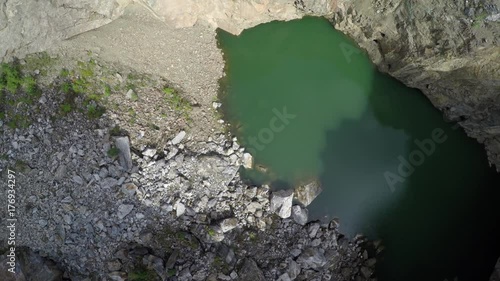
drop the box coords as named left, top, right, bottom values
left=0, top=0, right=132, bottom=60
left=332, top=0, right=500, bottom=168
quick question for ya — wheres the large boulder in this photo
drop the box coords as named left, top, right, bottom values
left=294, top=180, right=322, bottom=206
left=270, top=189, right=294, bottom=218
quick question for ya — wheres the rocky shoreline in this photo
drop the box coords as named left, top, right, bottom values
left=0, top=54, right=378, bottom=280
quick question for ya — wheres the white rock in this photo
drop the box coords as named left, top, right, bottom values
left=171, top=131, right=186, bottom=145
left=220, top=217, right=238, bottom=233
left=242, top=153, right=253, bottom=169
left=270, top=189, right=294, bottom=218
left=175, top=202, right=186, bottom=217
left=143, top=148, right=156, bottom=158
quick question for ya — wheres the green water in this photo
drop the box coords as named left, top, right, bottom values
left=217, top=17, right=500, bottom=281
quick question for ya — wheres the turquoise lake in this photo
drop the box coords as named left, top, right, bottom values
left=217, top=17, right=500, bottom=281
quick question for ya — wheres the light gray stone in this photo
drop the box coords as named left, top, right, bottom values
left=297, top=247, right=327, bottom=269
left=270, top=189, right=294, bottom=218
left=220, top=217, right=238, bottom=233
left=107, top=260, right=122, bottom=272
left=291, top=205, right=308, bottom=225
left=72, top=175, right=84, bottom=185
left=142, top=148, right=156, bottom=158
left=115, top=137, right=133, bottom=170
left=242, top=153, right=253, bottom=169
left=277, top=273, right=291, bottom=281
left=288, top=260, right=300, bottom=280
left=175, top=202, right=185, bottom=217
left=171, top=131, right=186, bottom=145
left=294, top=180, right=322, bottom=207
left=117, top=204, right=134, bottom=219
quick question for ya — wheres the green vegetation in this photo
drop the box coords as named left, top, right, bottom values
left=14, top=160, right=29, bottom=172
left=56, top=60, right=107, bottom=119
left=473, top=11, right=489, bottom=28
left=60, top=68, right=70, bottom=78
left=0, top=61, right=42, bottom=128
left=166, top=269, right=176, bottom=277
left=107, top=147, right=120, bottom=158
left=109, top=125, right=122, bottom=136
left=163, top=87, right=191, bottom=118
left=206, top=227, right=217, bottom=237
left=23, top=52, right=57, bottom=76
left=212, top=255, right=231, bottom=273
left=128, top=267, right=157, bottom=281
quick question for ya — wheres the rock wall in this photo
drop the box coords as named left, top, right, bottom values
left=0, top=0, right=132, bottom=60
left=332, top=0, right=500, bottom=168
left=140, top=0, right=335, bottom=35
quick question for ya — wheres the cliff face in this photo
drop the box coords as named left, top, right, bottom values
left=139, top=0, right=335, bottom=34
left=332, top=0, right=500, bottom=169
left=0, top=0, right=132, bottom=59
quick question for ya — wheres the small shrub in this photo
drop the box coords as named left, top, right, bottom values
left=60, top=82, right=71, bottom=94
left=167, top=269, right=176, bottom=277
left=163, top=87, right=191, bottom=115
left=473, top=12, right=488, bottom=28
left=0, top=63, right=22, bottom=93
left=60, top=68, right=70, bottom=78
left=109, top=125, right=122, bottom=136
left=104, top=84, right=112, bottom=97
left=22, top=76, right=38, bottom=95
left=107, top=147, right=120, bottom=158
left=60, top=104, right=72, bottom=114
left=128, top=268, right=157, bottom=281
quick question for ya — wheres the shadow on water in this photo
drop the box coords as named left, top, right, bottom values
left=216, top=16, right=500, bottom=281
left=314, top=71, right=500, bottom=281
left=367, top=75, right=500, bottom=281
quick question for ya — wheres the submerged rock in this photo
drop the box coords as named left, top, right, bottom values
left=270, top=189, right=294, bottom=218
left=295, top=180, right=322, bottom=207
